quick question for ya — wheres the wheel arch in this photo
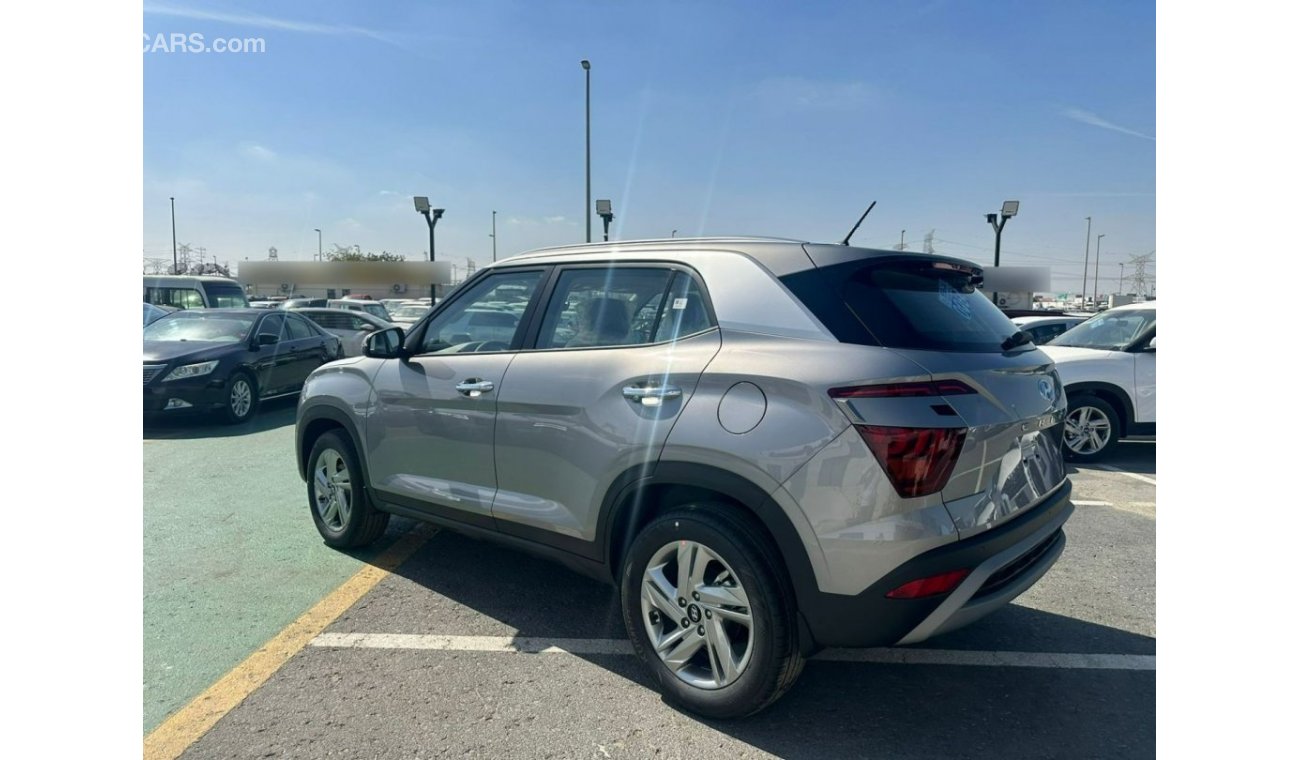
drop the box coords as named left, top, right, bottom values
left=1063, top=381, right=1133, bottom=437
left=600, top=462, right=819, bottom=622
left=297, top=404, right=370, bottom=487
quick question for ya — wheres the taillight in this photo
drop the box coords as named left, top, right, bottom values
left=828, top=379, right=976, bottom=398
left=855, top=425, right=966, bottom=498
left=885, top=569, right=971, bottom=599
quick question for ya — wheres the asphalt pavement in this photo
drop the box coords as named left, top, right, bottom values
left=144, top=407, right=1155, bottom=759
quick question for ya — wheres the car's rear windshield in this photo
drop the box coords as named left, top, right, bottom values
left=204, top=284, right=249, bottom=308
left=781, top=258, right=1020, bottom=352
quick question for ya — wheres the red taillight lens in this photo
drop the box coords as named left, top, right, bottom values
left=856, top=425, right=966, bottom=498
left=828, top=380, right=976, bottom=399
left=885, top=569, right=971, bottom=599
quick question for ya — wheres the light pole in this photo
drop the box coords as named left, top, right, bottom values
left=1119, top=262, right=1126, bottom=294
left=313, top=228, right=322, bottom=261
left=985, top=200, right=1019, bottom=306
left=581, top=59, right=591, bottom=243
left=490, top=210, right=497, bottom=262
left=414, top=197, right=445, bottom=298
left=596, top=200, right=614, bottom=241
left=1094, top=234, right=1105, bottom=306
left=170, top=197, right=177, bottom=274
left=1082, top=216, right=1092, bottom=304
left=671, top=229, right=677, bottom=238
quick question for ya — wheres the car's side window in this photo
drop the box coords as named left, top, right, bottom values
left=285, top=314, right=315, bottom=340
left=419, top=270, right=544, bottom=354
left=259, top=314, right=285, bottom=341
left=536, top=267, right=676, bottom=350
left=652, top=273, right=715, bottom=343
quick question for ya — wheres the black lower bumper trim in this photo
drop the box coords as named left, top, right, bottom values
left=796, top=480, right=1073, bottom=648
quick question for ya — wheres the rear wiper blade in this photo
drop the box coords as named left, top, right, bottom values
left=1001, top=330, right=1033, bottom=351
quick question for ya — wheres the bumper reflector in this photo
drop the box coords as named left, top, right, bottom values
left=886, top=569, right=971, bottom=599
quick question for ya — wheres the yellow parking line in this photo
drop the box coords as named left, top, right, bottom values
left=143, top=523, right=437, bottom=760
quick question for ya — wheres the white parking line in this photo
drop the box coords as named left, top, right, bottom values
left=1097, top=464, right=1157, bottom=486
left=1072, top=500, right=1113, bottom=507
left=309, top=633, right=1155, bottom=671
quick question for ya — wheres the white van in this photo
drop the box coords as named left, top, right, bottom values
left=143, top=276, right=249, bottom=309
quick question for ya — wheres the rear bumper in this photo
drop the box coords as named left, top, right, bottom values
left=796, top=479, right=1073, bottom=649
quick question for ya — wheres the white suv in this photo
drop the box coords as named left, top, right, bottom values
left=1040, top=302, right=1156, bottom=461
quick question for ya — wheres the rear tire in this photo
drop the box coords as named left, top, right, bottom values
left=1063, top=394, right=1121, bottom=462
left=307, top=431, right=389, bottom=548
left=620, top=503, right=804, bottom=719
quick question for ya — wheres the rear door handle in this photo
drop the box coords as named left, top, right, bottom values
left=623, top=384, right=682, bottom=407
left=456, top=379, right=494, bottom=397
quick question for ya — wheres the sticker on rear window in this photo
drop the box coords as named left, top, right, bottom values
left=937, top=279, right=973, bottom=320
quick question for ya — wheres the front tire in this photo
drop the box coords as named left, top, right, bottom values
left=1063, top=394, right=1121, bottom=462
left=620, top=504, right=804, bottom=719
left=307, top=431, right=390, bottom=548
left=222, top=371, right=258, bottom=425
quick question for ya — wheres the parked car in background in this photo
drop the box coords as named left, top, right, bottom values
left=380, top=298, right=410, bottom=313
left=144, top=275, right=249, bottom=310
left=248, top=300, right=280, bottom=309
left=1011, top=314, right=1088, bottom=346
left=288, top=307, right=394, bottom=357
left=145, top=309, right=342, bottom=424
left=295, top=237, right=1073, bottom=718
left=387, top=302, right=431, bottom=325
left=1040, top=302, right=1156, bottom=461
left=327, top=298, right=392, bottom=322
left=143, top=302, right=176, bottom=326
left=279, top=298, right=328, bottom=309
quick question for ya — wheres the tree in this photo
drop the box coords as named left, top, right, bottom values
left=324, top=244, right=405, bottom=262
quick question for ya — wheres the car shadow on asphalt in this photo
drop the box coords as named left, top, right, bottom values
left=1066, top=438, right=1156, bottom=477
left=143, top=397, right=298, bottom=440
left=326, top=524, right=1155, bottom=759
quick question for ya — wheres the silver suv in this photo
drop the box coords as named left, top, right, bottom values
left=295, top=238, right=1073, bottom=718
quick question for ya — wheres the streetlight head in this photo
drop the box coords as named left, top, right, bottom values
left=596, top=199, right=612, bottom=216
left=1001, top=200, right=1020, bottom=218
left=581, top=59, right=590, bottom=70
left=413, top=196, right=430, bottom=213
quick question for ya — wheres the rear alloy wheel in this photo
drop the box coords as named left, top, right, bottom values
left=308, top=431, right=389, bottom=548
left=1063, top=394, right=1120, bottom=462
left=621, top=505, right=804, bottom=718
left=222, top=371, right=258, bottom=424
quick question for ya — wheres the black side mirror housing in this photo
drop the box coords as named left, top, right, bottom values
left=255, top=333, right=279, bottom=347
left=363, top=326, right=408, bottom=358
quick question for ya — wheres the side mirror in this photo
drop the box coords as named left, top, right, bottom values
left=363, top=326, right=408, bottom=358
left=256, top=333, right=279, bottom=346
left=1145, top=336, right=1157, bottom=351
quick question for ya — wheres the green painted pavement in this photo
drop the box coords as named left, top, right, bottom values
left=143, top=400, right=411, bottom=733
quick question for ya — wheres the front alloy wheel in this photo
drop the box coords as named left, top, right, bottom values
left=641, top=540, right=755, bottom=689
left=313, top=448, right=353, bottom=532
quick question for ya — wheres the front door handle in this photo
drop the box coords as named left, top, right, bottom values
left=456, top=379, right=495, bottom=397
left=623, top=384, right=682, bottom=407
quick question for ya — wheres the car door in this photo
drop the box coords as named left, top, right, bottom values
left=364, top=268, right=548, bottom=525
left=249, top=313, right=294, bottom=394
left=284, top=313, right=333, bottom=385
left=1133, top=331, right=1156, bottom=423
left=491, top=265, right=721, bottom=551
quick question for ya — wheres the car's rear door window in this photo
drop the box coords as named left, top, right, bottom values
left=535, top=267, right=676, bottom=349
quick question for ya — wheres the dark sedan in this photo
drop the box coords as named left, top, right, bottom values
left=144, top=309, right=343, bottom=424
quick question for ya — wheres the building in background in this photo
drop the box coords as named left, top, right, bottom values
left=237, top=260, right=452, bottom=300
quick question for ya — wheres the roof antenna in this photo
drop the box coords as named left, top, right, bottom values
left=839, top=201, right=877, bottom=246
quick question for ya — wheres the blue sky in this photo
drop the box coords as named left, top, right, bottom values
left=143, top=1, right=1155, bottom=293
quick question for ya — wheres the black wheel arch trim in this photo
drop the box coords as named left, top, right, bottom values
left=296, top=404, right=370, bottom=488
left=1063, top=381, right=1134, bottom=435
left=598, top=461, right=821, bottom=614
